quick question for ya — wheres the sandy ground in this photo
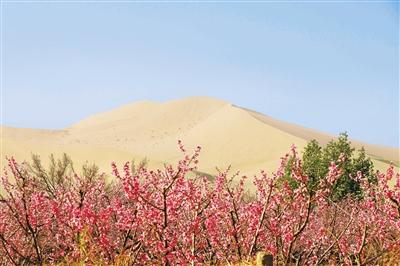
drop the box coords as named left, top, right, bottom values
left=1, top=96, right=398, bottom=182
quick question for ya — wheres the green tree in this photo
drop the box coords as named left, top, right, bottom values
left=323, top=132, right=356, bottom=199
left=302, top=139, right=324, bottom=192
left=352, top=147, right=375, bottom=184
left=301, top=132, right=375, bottom=200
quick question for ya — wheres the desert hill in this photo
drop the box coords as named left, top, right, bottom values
left=1, top=96, right=399, bottom=178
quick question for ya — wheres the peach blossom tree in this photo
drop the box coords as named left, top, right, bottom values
left=0, top=142, right=399, bottom=265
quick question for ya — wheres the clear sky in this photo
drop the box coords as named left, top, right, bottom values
left=1, top=1, right=399, bottom=147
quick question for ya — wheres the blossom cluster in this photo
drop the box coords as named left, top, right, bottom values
left=0, top=142, right=399, bottom=265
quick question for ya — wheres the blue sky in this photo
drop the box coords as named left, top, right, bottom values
left=1, top=2, right=399, bottom=147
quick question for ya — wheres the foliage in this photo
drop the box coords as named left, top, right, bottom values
left=0, top=141, right=399, bottom=265
left=301, top=132, right=376, bottom=199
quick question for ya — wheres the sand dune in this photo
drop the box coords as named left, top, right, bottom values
left=1, top=96, right=398, bottom=178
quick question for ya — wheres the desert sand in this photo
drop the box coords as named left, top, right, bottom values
left=1, top=96, right=399, bottom=180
